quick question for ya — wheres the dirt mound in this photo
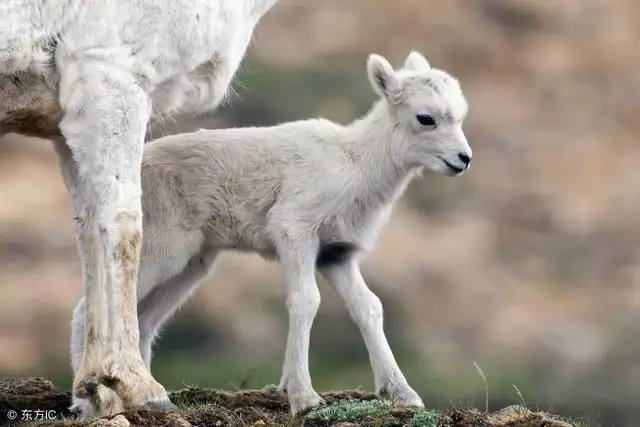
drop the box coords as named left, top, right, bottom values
left=0, top=377, right=577, bottom=426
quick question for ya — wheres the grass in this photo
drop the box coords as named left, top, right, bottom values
left=306, top=399, right=394, bottom=426
left=472, top=361, right=489, bottom=413
left=410, top=410, right=440, bottom=427
left=0, top=377, right=587, bottom=426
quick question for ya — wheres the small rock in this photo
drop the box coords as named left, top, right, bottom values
left=252, top=420, right=266, bottom=426
left=90, top=414, right=131, bottom=427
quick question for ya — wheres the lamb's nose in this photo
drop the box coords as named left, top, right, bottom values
left=458, top=152, right=471, bottom=165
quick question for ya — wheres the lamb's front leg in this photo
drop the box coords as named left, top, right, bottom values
left=57, top=47, right=172, bottom=416
left=275, top=237, right=325, bottom=413
left=320, top=258, right=424, bottom=408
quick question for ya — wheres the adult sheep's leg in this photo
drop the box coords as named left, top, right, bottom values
left=274, top=234, right=325, bottom=413
left=53, top=140, right=95, bottom=379
left=67, top=247, right=219, bottom=413
left=54, top=140, right=123, bottom=416
left=320, top=258, right=424, bottom=407
left=57, top=46, right=172, bottom=416
left=68, top=297, right=123, bottom=416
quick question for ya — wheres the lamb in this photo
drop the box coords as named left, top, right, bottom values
left=71, top=50, right=472, bottom=414
left=0, top=0, right=279, bottom=417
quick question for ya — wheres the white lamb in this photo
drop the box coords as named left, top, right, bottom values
left=71, top=50, right=472, bottom=414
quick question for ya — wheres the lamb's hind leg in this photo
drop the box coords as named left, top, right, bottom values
left=320, top=258, right=424, bottom=408
left=137, top=247, right=220, bottom=369
left=274, top=234, right=325, bottom=413
left=57, top=46, right=172, bottom=416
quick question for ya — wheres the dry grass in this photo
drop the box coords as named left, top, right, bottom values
left=0, top=377, right=583, bottom=427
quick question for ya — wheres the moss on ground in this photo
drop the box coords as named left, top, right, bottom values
left=0, top=377, right=582, bottom=427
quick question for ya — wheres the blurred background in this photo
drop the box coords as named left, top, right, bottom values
left=1, top=0, right=639, bottom=425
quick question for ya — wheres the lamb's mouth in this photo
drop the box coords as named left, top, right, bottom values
left=442, top=159, right=465, bottom=174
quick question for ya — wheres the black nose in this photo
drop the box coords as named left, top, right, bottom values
left=458, top=153, right=471, bottom=165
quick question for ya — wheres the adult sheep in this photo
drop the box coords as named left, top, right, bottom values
left=0, top=0, right=279, bottom=417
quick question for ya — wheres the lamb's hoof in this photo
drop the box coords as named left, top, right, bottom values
left=144, top=399, right=179, bottom=411
left=289, top=391, right=325, bottom=415
left=380, top=383, right=424, bottom=408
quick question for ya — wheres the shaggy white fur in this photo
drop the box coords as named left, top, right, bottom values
left=71, top=51, right=472, bottom=413
left=0, top=0, right=279, bottom=417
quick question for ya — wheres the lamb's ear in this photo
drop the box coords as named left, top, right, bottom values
left=367, top=54, right=399, bottom=99
left=404, top=51, right=430, bottom=72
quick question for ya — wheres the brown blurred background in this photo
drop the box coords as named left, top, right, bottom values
left=1, top=1, right=639, bottom=425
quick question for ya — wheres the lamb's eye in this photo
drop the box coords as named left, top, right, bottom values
left=416, top=114, right=436, bottom=127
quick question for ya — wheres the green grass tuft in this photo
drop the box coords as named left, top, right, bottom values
left=262, top=383, right=279, bottom=393
left=304, top=399, right=393, bottom=425
left=410, top=410, right=439, bottom=427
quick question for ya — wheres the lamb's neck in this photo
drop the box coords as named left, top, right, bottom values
left=343, top=101, right=419, bottom=207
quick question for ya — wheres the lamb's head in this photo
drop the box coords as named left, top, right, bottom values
left=367, top=51, right=471, bottom=176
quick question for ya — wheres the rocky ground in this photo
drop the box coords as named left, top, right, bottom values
left=0, top=377, right=580, bottom=427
